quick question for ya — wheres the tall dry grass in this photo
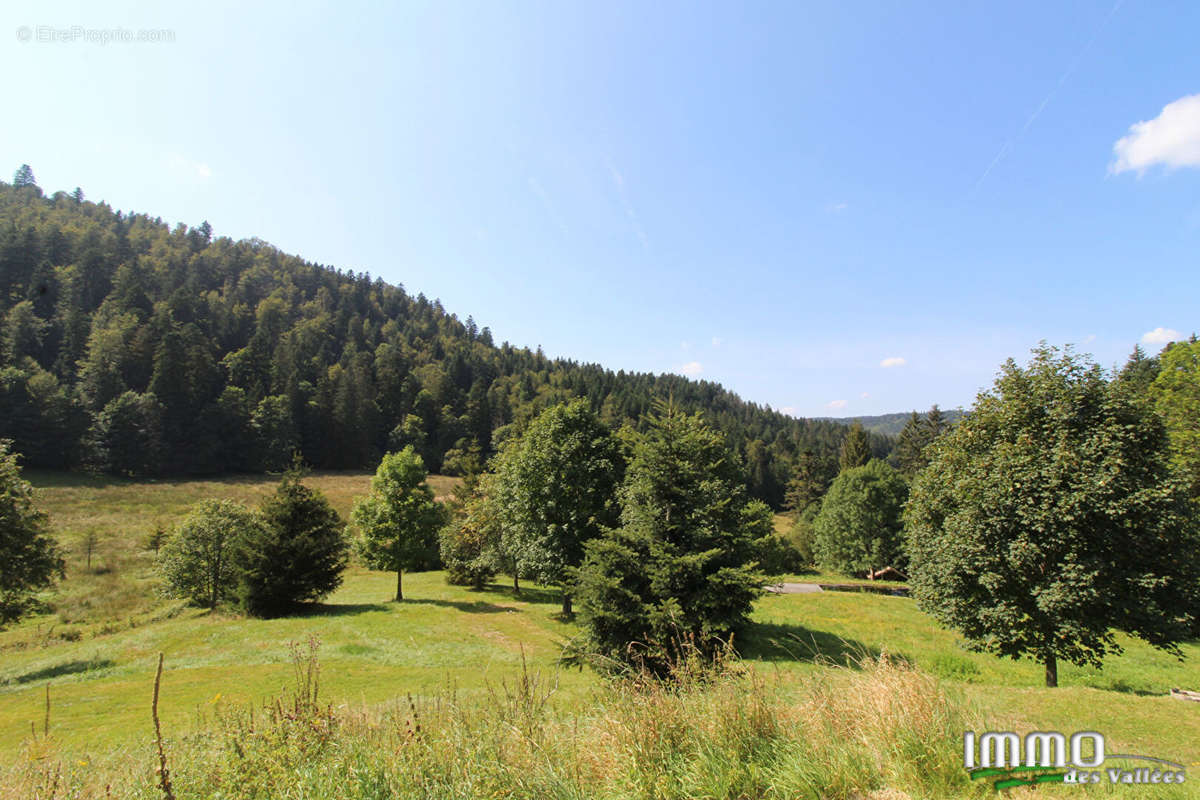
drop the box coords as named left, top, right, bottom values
left=3, top=641, right=1000, bottom=800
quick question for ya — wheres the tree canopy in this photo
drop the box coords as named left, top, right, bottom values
left=812, top=459, right=908, bottom=577
left=906, top=345, right=1200, bottom=687
left=0, top=441, right=63, bottom=625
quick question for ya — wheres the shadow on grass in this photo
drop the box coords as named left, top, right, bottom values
left=476, top=582, right=562, bottom=606
left=739, top=621, right=888, bottom=668
left=6, top=658, right=116, bottom=685
left=300, top=602, right=392, bottom=617
left=398, top=597, right=514, bottom=614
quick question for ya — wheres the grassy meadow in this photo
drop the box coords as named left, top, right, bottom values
left=1, top=474, right=1198, bottom=798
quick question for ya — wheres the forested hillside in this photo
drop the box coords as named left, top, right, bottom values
left=819, top=409, right=964, bottom=437
left=0, top=176, right=889, bottom=506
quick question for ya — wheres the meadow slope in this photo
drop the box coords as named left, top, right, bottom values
left=0, top=473, right=1196, bottom=797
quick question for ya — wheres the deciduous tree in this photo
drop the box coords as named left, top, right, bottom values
left=352, top=447, right=445, bottom=600
left=906, top=345, right=1200, bottom=687
left=161, top=499, right=263, bottom=609
left=494, top=400, right=624, bottom=617
left=0, top=442, right=63, bottom=625
left=1149, top=338, right=1200, bottom=497
left=812, top=459, right=908, bottom=577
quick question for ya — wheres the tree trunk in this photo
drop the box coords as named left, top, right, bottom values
left=396, top=569, right=403, bottom=602
left=513, top=574, right=520, bottom=596
left=561, top=593, right=572, bottom=618
left=1044, top=651, right=1058, bottom=688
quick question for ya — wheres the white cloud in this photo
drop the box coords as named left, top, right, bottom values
left=1111, top=93, right=1200, bottom=174
left=827, top=201, right=849, bottom=212
left=711, top=336, right=722, bottom=347
left=1081, top=333, right=1096, bottom=345
left=1142, top=326, right=1182, bottom=344
left=860, top=392, right=870, bottom=399
left=677, top=361, right=703, bottom=377
left=826, top=399, right=848, bottom=410
left=168, top=153, right=212, bottom=180
left=780, top=406, right=798, bottom=417
left=880, top=356, right=907, bottom=368
left=681, top=340, right=691, bottom=351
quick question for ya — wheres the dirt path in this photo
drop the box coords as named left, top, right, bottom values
left=766, top=582, right=823, bottom=594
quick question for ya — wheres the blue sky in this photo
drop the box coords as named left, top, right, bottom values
left=4, top=1, right=1199, bottom=418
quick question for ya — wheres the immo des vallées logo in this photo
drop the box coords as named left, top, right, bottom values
left=963, top=729, right=1189, bottom=791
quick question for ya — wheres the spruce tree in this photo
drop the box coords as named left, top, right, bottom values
left=783, top=448, right=824, bottom=511
left=12, top=164, right=36, bottom=188
left=838, top=422, right=871, bottom=472
left=237, top=463, right=348, bottom=617
left=924, top=404, right=949, bottom=439
left=1118, top=344, right=1160, bottom=392
left=576, top=401, right=766, bottom=673
left=894, top=411, right=927, bottom=476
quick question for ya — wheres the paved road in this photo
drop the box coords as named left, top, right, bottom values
left=766, top=582, right=823, bottom=594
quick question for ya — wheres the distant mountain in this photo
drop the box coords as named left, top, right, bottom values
left=817, top=409, right=965, bottom=437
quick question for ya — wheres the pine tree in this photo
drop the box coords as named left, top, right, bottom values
left=783, top=448, right=823, bottom=511
left=838, top=422, right=871, bottom=472
left=12, top=164, right=36, bottom=188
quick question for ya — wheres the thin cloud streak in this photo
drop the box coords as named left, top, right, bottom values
left=970, top=0, right=1125, bottom=194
